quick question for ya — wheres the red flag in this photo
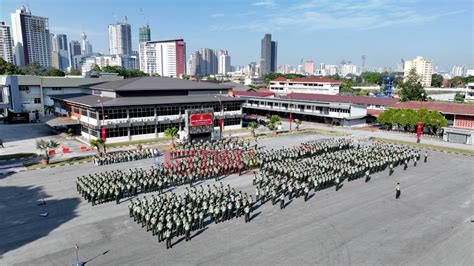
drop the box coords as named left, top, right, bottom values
left=219, top=117, right=223, bottom=133
left=101, top=127, right=106, bottom=140
left=416, top=121, right=422, bottom=138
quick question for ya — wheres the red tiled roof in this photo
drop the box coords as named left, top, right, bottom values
left=232, top=90, right=274, bottom=97
left=389, top=101, right=474, bottom=116
left=283, top=93, right=399, bottom=106
left=367, top=109, right=384, bottom=117
left=271, top=77, right=342, bottom=84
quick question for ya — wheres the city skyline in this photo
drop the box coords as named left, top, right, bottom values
left=0, top=0, right=472, bottom=71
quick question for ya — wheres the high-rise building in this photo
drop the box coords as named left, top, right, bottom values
left=260, top=34, right=277, bottom=75
left=218, top=50, right=231, bottom=75
left=199, top=48, right=218, bottom=75
left=50, top=33, right=69, bottom=71
left=108, top=22, right=132, bottom=56
left=69, top=40, right=81, bottom=70
left=0, top=21, right=14, bottom=63
left=139, top=25, right=151, bottom=43
left=340, top=63, right=358, bottom=77
left=139, top=39, right=186, bottom=78
left=10, top=5, right=51, bottom=67
left=403, top=56, right=433, bottom=87
left=188, top=51, right=202, bottom=76
left=304, top=61, right=314, bottom=75
left=451, top=65, right=466, bottom=77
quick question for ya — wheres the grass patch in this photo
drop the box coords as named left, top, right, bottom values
left=105, top=137, right=171, bottom=148
left=26, top=155, right=92, bottom=170
left=374, top=137, right=474, bottom=156
left=0, top=153, right=37, bottom=161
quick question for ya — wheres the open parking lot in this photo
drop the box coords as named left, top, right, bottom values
left=0, top=133, right=472, bottom=265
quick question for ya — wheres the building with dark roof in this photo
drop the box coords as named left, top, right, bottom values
left=50, top=76, right=244, bottom=143
left=269, top=77, right=342, bottom=95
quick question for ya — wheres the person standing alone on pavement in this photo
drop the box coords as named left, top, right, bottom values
left=395, top=183, right=401, bottom=199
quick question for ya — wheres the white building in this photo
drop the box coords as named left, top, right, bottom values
left=466, top=69, right=474, bottom=76
left=403, top=56, right=433, bottom=87
left=10, top=5, right=51, bottom=67
left=465, top=83, right=474, bottom=102
left=139, top=39, right=186, bottom=78
left=0, top=21, right=14, bottom=63
left=108, top=22, right=132, bottom=56
left=340, top=63, right=358, bottom=77
left=321, top=65, right=338, bottom=76
left=218, top=50, right=231, bottom=75
left=81, top=54, right=137, bottom=74
left=451, top=65, right=466, bottom=77
left=269, top=77, right=341, bottom=95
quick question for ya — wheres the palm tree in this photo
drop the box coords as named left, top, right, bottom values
left=164, top=127, right=179, bottom=145
left=97, top=138, right=107, bottom=154
left=36, top=139, right=60, bottom=165
left=89, top=139, right=100, bottom=154
left=248, top=122, right=258, bottom=137
left=294, top=119, right=302, bottom=131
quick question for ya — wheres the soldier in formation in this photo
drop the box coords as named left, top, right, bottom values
left=128, top=182, right=253, bottom=248
left=93, top=148, right=159, bottom=166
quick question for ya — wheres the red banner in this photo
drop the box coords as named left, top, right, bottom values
left=190, top=113, right=213, bottom=127
left=416, top=121, right=422, bottom=138
left=101, top=127, right=106, bottom=140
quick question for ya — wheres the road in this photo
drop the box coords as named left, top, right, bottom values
left=0, top=133, right=472, bottom=265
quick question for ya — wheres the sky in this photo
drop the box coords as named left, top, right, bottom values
left=1, top=0, right=473, bottom=71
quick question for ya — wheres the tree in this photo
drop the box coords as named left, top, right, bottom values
left=164, top=127, right=179, bottom=145
left=44, top=68, right=66, bottom=77
left=248, top=121, right=258, bottom=137
left=454, top=92, right=465, bottom=102
left=464, top=76, right=474, bottom=84
left=428, top=111, right=448, bottom=135
left=339, top=79, right=354, bottom=93
left=447, top=76, right=465, bottom=88
left=261, top=73, right=305, bottom=84
left=19, top=61, right=44, bottom=75
left=35, top=139, right=60, bottom=164
left=0, top=58, right=20, bottom=74
left=267, top=115, right=281, bottom=133
left=96, top=138, right=106, bottom=154
left=431, top=74, right=443, bottom=87
left=399, top=68, right=427, bottom=102
left=89, top=139, right=100, bottom=153
left=294, top=118, right=302, bottom=130
left=362, top=72, right=383, bottom=84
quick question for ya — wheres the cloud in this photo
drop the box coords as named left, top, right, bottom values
left=211, top=13, right=225, bottom=18
left=252, top=0, right=276, bottom=7
left=211, top=0, right=465, bottom=32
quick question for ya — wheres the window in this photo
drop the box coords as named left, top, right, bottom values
left=104, top=109, right=127, bottom=120
left=52, top=87, right=62, bottom=91
left=131, top=125, right=155, bottom=135
left=224, top=117, right=241, bottom=126
left=107, top=127, right=129, bottom=138
left=34, top=98, right=41, bottom=104
left=19, top=86, right=29, bottom=91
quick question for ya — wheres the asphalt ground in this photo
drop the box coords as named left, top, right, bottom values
left=0, top=133, right=472, bottom=265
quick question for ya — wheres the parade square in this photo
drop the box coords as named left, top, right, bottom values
left=0, top=133, right=472, bottom=265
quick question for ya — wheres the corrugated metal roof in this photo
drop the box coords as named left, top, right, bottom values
left=15, top=75, right=123, bottom=87
left=90, top=76, right=233, bottom=91
left=51, top=93, right=243, bottom=108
